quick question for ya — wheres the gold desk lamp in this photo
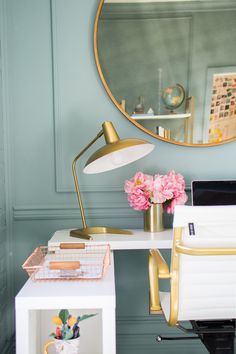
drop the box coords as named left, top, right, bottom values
left=70, top=121, right=155, bottom=240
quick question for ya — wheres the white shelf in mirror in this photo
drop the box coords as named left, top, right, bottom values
left=131, top=113, right=191, bottom=120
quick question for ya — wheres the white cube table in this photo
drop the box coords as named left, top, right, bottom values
left=15, top=253, right=116, bottom=354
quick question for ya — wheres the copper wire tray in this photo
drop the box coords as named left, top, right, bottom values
left=22, top=243, right=110, bottom=281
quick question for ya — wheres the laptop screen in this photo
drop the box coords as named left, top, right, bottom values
left=192, top=180, right=236, bottom=206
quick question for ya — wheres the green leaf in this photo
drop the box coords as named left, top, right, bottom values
left=77, top=314, right=97, bottom=322
left=64, top=329, right=74, bottom=340
left=49, top=332, right=56, bottom=338
left=61, top=324, right=66, bottom=339
left=59, top=309, right=69, bottom=324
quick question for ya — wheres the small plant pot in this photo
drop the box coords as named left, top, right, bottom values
left=44, top=337, right=80, bottom=354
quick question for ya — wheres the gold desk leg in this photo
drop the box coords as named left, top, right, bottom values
left=149, top=250, right=162, bottom=314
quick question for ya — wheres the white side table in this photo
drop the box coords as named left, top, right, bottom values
left=15, top=254, right=116, bottom=354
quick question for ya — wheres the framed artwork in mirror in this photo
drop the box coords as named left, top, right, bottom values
left=94, top=0, right=236, bottom=147
left=203, top=67, right=236, bottom=144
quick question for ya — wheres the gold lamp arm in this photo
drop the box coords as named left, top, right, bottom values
left=72, top=130, right=103, bottom=229
left=70, top=120, right=151, bottom=239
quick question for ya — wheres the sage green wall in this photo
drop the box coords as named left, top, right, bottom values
left=2, top=0, right=236, bottom=353
left=0, top=4, right=13, bottom=352
left=0, top=43, right=8, bottom=354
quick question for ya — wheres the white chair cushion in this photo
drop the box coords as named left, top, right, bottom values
left=173, top=204, right=236, bottom=228
left=166, top=205, right=236, bottom=322
left=160, top=291, right=170, bottom=321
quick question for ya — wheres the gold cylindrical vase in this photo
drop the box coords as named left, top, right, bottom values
left=144, top=203, right=164, bottom=232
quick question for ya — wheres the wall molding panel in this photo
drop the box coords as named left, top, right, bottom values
left=51, top=0, right=66, bottom=193
left=0, top=0, right=15, bottom=349
left=50, top=0, right=195, bottom=196
left=51, top=0, right=116, bottom=194
left=13, top=187, right=191, bottom=221
left=13, top=203, right=138, bottom=221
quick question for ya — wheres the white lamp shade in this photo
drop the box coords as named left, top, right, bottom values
left=83, top=139, right=154, bottom=174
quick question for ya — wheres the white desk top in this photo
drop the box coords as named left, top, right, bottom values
left=48, top=229, right=173, bottom=250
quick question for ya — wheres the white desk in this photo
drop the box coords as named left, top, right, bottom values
left=15, top=229, right=173, bottom=354
left=48, top=228, right=173, bottom=250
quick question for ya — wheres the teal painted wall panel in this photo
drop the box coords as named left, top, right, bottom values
left=0, top=120, right=8, bottom=354
left=0, top=22, right=9, bottom=352
left=2, top=0, right=236, bottom=353
left=6, top=0, right=236, bottom=211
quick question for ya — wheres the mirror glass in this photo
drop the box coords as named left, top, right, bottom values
left=95, top=0, right=236, bottom=146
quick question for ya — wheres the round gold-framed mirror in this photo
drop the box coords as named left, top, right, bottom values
left=94, top=0, right=236, bottom=147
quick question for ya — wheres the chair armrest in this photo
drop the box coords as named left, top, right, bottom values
left=149, top=249, right=171, bottom=314
left=176, top=244, right=236, bottom=256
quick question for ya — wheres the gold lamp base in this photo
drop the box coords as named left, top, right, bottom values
left=70, top=227, right=132, bottom=240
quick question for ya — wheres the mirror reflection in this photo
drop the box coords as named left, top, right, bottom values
left=96, top=0, right=236, bottom=146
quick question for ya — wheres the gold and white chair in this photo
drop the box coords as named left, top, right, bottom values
left=149, top=205, right=236, bottom=354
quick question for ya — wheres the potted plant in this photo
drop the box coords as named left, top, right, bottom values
left=44, top=309, right=97, bottom=354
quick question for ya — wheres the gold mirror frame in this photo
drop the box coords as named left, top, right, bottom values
left=94, top=0, right=236, bottom=147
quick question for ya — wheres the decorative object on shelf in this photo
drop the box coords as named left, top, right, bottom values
left=156, top=126, right=171, bottom=139
left=44, top=309, right=97, bottom=354
left=161, top=84, right=185, bottom=113
left=120, top=99, right=126, bottom=111
left=147, top=107, right=154, bottom=115
left=134, top=95, right=145, bottom=114
left=71, top=121, right=154, bottom=240
left=124, top=171, right=188, bottom=232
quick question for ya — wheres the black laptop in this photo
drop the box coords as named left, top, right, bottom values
left=191, top=180, right=236, bottom=206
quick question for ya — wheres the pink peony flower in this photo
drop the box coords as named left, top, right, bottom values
left=124, top=170, right=188, bottom=214
left=166, top=192, right=188, bottom=214
left=152, top=174, right=174, bottom=203
left=124, top=179, right=136, bottom=194
left=127, top=189, right=151, bottom=211
left=124, top=171, right=153, bottom=194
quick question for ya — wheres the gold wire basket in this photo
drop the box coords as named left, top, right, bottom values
left=22, top=243, right=110, bottom=281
